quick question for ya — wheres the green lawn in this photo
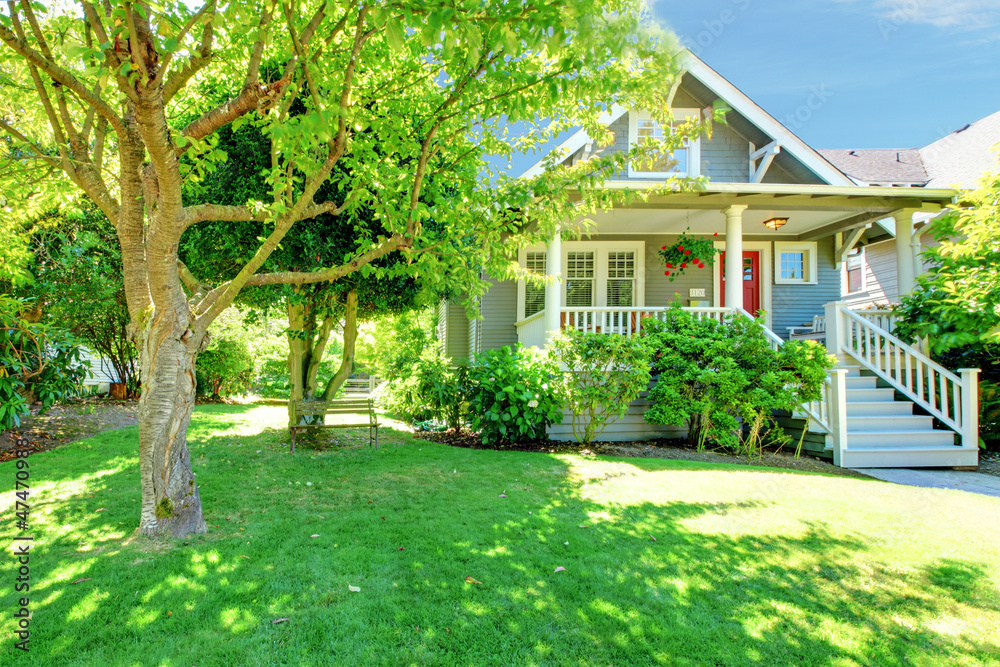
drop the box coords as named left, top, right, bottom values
left=2, top=405, right=999, bottom=666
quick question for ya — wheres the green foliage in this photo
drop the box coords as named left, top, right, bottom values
left=14, top=202, right=137, bottom=390
left=0, top=298, right=89, bottom=428
left=466, top=345, right=565, bottom=448
left=196, top=338, right=254, bottom=399
left=657, top=229, right=719, bottom=281
left=644, top=308, right=833, bottom=456
left=549, top=329, right=652, bottom=443
left=894, top=167, right=1000, bottom=355
left=979, top=381, right=1000, bottom=450
left=356, top=310, right=436, bottom=380
left=374, top=348, right=466, bottom=429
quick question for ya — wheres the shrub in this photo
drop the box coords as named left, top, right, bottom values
left=466, top=344, right=564, bottom=448
left=373, top=348, right=466, bottom=429
left=549, top=329, right=652, bottom=443
left=196, top=338, right=254, bottom=398
left=644, top=308, right=833, bottom=456
left=0, top=298, right=89, bottom=428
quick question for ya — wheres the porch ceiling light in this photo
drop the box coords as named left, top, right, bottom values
left=763, top=217, right=789, bottom=231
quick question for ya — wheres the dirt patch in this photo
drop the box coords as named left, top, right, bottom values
left=0, top=398, right=138, bottom=462
left=413, top=429, right=873, bottom=479
left=979, top=450, right=1000, bottom=478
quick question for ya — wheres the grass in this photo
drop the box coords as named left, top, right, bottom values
left=2, top=404, right=1000, bottom=666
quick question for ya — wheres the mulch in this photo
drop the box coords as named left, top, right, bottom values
left=412, top=428, right=875, bottom=479
left=0, top=399, right=138, bottom=463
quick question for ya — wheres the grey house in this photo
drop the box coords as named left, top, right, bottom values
left=439, top=51, right=979, bottom=469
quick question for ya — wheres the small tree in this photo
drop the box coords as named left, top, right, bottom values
left=549, top=329, right=651, bottom=443
left=17, top=203, right=138, bottom=392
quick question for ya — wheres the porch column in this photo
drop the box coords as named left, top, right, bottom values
left=723, top=205, right=748, bottom=311
left=893, top=209, right=917, bottom=297
left=543, top=227, right=562, bottom=343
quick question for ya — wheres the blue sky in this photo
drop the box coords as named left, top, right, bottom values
left=653, top=0, right=1000, bottom=149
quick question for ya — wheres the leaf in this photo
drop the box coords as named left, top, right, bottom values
left=348, top=585, right=361, bottom=593
left=650, top=535, right=657, bottom=542
left=553, top=566, right=566, bottom=573
left=271, top=617, right=290, bottom=624
left=386, top=21, right=405, bottom=52
left=71, top=578, right=92, bottom=584
left=498, top=493, right=506, bottom=498
left=310, top=534, right=320, bottom=538
left=465, top=576, right=483, bottom=584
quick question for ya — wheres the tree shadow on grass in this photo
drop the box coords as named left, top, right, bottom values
left=1, top=418, right=998, bottom=666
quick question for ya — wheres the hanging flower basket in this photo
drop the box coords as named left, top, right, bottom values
left=657, top=229, right=720, bottom=282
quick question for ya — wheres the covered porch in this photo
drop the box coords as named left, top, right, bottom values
left=515, top=183, right=956, bottom=348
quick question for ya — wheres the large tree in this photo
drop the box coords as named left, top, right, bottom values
left=0, top=0, right=687, bottom=536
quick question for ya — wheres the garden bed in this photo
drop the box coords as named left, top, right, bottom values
left=0, top=398, right=137, bottom=462
left=413, top=429, right=874, bottom=479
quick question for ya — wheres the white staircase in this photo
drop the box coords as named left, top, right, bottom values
left=836, top=365, right=978, bottom=468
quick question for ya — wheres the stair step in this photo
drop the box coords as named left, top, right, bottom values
left=846, top=401, right=915, bottom=416
left=840, top=447, right=978, bottom=469
left=847, top=415, right=934, bottom=432
left=847, top=430, right=957, bottom=448
left=845, top=376, right=878, bottom=389
left=845, top=388, right=898, bottom=402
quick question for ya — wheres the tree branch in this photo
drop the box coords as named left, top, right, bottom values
left=152, top=0, right=214, bottom=90
left=0, top=21, right=125, bottom=134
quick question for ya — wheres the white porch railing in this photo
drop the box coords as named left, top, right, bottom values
left=517, top=307, right=734, bottom=347
left=835, top=305, right=979, bottom=448
left=342, top=375, right=382, bottom=395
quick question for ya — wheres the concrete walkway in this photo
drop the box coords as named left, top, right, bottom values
left=855, top=468, right=1000, bottom=499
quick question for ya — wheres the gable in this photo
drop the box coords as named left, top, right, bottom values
left=518, top=50, right=853, bottom=187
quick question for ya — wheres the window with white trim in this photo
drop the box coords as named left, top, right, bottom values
left=774, top=242, right=818, bottom=285
left=846, top=246, right=866, bottom=293
left=606, top=251, right=635, bottom=308
left=524, top=252, right=546, bottom=317
left=516, top=243, right=645, bottom=321
left=565, top=251, right=595, bottom=308
left=627, top=109, right=701, bottom=179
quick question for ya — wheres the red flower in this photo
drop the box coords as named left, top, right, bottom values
left=714, top=232, right=719, bottom=237
left=661, top=246, right=666, bottom=250
left=681, top=262, right=687, bottom=269
left=666, top=263, right=673, bottom=268
left=684, top=250, right=691, bottom=256
left=677, top=246, right=684, bottom=251
left=692, top=258, right=700, bottom=264
left=664, top=270, right=671, bottom=276
left=698, top=263, right=705, bottom=269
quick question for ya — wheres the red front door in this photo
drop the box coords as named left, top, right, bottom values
left=720, top=251, right=761, bottom=315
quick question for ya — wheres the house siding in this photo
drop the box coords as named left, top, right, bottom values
left=771, top=237, right=841, bottom=339
left=701, top=123, right=751, bottom=182
left=442, top=302, right=470, bottom=361
left=479, top=277, right=518, bottom=352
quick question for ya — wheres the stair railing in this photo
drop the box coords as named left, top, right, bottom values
left=826, top=301, right=980, bottom=448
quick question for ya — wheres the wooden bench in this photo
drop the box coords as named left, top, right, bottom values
left=288, top=398, right=380, bottom=452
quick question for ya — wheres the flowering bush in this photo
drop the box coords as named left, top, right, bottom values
left=466, top=344, right=564, bottom=447
left=657, top=229, right=719, bottom=282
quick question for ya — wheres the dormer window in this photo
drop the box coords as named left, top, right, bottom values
left=627, top=109, right=701, bottom=179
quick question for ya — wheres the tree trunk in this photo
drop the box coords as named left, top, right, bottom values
left=136, top=307, right=207, bottom=537
left=323, top=290, right=359, bottom=400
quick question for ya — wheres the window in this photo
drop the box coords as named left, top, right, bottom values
left=565, top=251, right=595, bottom=307
left=846, top=246, right=866, bottom=293
left=773, top=242, right=818, bottom=285
left=524, top=252, right=546, bottom=317
left=627, top=109, right=701, bottom=179
left=606, top=251, right=635, bottom=308
left=516, top=243, right=646, bottom=321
